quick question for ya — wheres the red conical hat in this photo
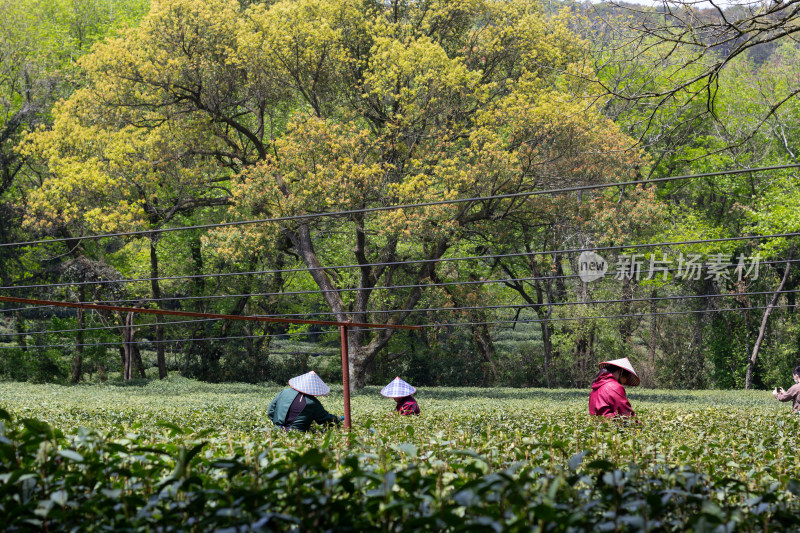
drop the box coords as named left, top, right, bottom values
left=598, top=357, right=640, bottom=387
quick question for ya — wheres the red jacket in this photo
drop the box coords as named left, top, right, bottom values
left=395, top=396, right=420, bottom=415
left=589, top=372, right=635, bottom=418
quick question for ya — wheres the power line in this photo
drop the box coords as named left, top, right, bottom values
left=0, top=253, right=794, bottom=342
left=0, top=305, right=54, bottom=313
left=44, top=253, right=793, bottom=304
left=1, top=230, right=796, bottom=292
left=1, top=302, right=794, bottom=351
left=1, top=254, right=796, bottom=319
left=2, top=257, right=797, bottom=328
left=2, top=284, right=797, bottom=338
left=423, top=302, right=797, bottom=328
left=0, top=317, right=223, bottom=337
left=2, top=163, right=798, bottom=250
left=0, top=273, right=711, bottom=303
left=197, top=287, right=800, bottom=317
left=0, top=329, right=327, bottom=350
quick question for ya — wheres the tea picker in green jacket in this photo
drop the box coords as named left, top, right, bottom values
left=268, top=371, right=342, bottom=431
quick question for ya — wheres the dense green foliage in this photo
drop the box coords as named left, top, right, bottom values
left=1, top=379, right=799, bottom=531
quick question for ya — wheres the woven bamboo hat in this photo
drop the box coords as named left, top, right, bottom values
left=288, top=371, right=331, bottom=396
left=380, top=377, right=416, bottom=398
left=598, top=357, right=640, bottom=387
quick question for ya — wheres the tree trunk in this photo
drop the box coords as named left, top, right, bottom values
left=472, top=322, right=498, bottom=384
left=574, top=225, right=595, bottom=387
left=744, top=308, right=750, bottom=386
left=531, top=259, right=554, bottom=388
left=149, top=236, right=167, bottom=379
left=574, top=275, right=592, bottom=387
left=745, top=255, right=792, bottom=389
left=121, top=312, right=138, bottom=380
left=619, top=276, right=633, bottom=341
left=71, top=286, right=85, bottom=383
left=132, top=342, right=146, bottom=379
left=184, top=237, right=206, bottom=376
left=539, top=320, right=552, bottom=386
left=649, top=288, right=658, bottom=366
left=14, top=310, right=26, bottom=351
left=348, top=330, right=369, bottom=390
left=286, top=223, right=439, bottom=392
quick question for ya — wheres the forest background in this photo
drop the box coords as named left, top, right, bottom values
left=1, top=0, right=799, bottom=392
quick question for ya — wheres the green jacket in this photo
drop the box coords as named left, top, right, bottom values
left=267, top=388, right=338, bottom=431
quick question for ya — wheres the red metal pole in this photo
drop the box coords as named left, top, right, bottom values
left=340, top=324, right=351, bottom=430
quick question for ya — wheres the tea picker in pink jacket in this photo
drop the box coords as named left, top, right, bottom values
left=589, top=357, right=639, bottom=419
left=381, top=377, right=420, bottom=415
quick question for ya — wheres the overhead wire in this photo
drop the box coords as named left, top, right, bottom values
left=0, top=305, right=55, bottom=313
left=2, top=163, right=797, bottom=250
left=1, top=230, right=795, bottom=292
left=3, top=255, right=790, bottom=308
left=0, top=317, right=223, bottom=337
left=1, top=255, right=797, bottom=325
left=0, top=329, right=327, bottom=350
left=423, top=302, right=798, bottom=328
left=3, top=285, right=799, bottom=338
left=0, top=255, right=795, bottom=339
left=5, top=258, right=798, bottom=324
left=1, top=302, right=795, bottom=351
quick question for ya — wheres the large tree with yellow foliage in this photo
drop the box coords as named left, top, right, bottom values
left=25, top=0, right=648, bottom=388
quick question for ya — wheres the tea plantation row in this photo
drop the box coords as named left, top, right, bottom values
left=1, top=378, right=799, bottom=531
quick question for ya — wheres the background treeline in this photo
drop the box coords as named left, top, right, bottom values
left=1, top=0, right=799, bottom=391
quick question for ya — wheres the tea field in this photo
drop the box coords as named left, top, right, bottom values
left=1, top=378, right=799, bottom=531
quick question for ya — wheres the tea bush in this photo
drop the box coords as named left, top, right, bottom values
left=1, top=378, right=799, bottom=531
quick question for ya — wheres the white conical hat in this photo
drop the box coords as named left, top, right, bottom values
left=380, top=376, right=416, bottom=398
left=598, top=357, right=640, bottom=387
left=288, top=371, right=331, bottom=396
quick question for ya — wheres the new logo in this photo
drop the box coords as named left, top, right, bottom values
left=578, top=251, right=607, bottom=283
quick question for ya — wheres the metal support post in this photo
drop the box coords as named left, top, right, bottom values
left=340, top=324, right=351, bottom=430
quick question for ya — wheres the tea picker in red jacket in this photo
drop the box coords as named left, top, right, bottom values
left=381, top=377, right=420, bottom=415
left=589, top=357, right=640, bottom=420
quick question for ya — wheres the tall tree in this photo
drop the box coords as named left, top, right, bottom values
left=224, top=0, right=648, bottom=389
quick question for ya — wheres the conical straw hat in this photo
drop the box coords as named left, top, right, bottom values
left=288, top=371, right=331, bottom=396
left=380, top=376, right=416, bottom=398
left=598, top=357, right=640, bottom=387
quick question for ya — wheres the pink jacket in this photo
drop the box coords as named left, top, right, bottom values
left=589, top=372, right=635, bottom=418
left=395, top=396, right=420, bottom=415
